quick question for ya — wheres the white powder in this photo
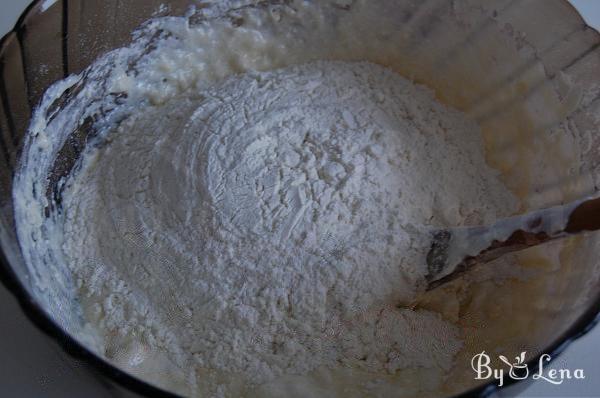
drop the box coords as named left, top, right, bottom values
left=12, top=2, right=522, bottom=396
left=54, top=61, right=515, bottom=395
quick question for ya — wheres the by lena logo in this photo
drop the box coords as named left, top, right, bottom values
left=471, top=351, right=585, bottom=387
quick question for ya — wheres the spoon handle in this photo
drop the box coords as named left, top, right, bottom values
left=426, top=194, right=600, bottom=290
left=565, top=196, right=600, bottom=233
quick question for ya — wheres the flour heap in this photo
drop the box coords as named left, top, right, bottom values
left=32, top=60, right=515, bottom=396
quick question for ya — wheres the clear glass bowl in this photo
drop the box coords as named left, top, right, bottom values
left=1, top=0, right=599, bottom=397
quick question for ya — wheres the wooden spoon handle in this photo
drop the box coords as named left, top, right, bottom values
left=426, top=194, right=600, bottom=290
left=565, top=196, right=600, bottom=233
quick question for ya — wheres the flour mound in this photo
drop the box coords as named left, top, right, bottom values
left=53, top=61, right=514, bottom=392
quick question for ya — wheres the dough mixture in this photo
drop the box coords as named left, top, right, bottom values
left=14, top=2, right=522, bottom=397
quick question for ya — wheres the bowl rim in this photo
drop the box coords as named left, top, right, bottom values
left=0, top=1, right=599, bottom=397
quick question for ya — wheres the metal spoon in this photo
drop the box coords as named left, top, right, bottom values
left=426, top=195, right=600, bottom=290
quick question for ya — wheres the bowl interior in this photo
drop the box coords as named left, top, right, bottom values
left=1, top=0, right=600, bottom=396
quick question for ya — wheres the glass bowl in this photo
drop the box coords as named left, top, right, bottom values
left=1, top=0, right=599, bottom=397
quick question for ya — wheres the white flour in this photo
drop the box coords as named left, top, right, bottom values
left=58, top=61, right=514, bottom=394
left=12, top=2, right=521, bottom=396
